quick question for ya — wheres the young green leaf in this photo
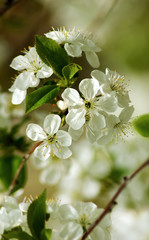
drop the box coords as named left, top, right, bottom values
left=36, top=35, right=70, bottom=77
left=40, top=229, right=52, bottom=240
left=27, top=190, right=46, bottom=240
left=62, top=63, right=82, bottom=81
left=133, top=114, right=149, bottom=137
left=3, top=228, right=34, bottom=240
left=26, top=85, right=60, bottom=113
left=0, top=155, right=26, bottom=193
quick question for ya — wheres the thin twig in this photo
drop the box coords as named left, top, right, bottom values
left=0, top=0, right=23, bottom=16
left=7, top=141, right=42, bottom=195
left=81, top=158, right=149, bottom=240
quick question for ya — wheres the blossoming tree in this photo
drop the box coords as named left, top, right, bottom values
left=0, top=27, right=149, bottom=240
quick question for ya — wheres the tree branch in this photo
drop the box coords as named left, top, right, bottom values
left=7, top=141, right=42, bottom=195
left=0, top=0, right=23, bottom=16
left=81, top=158, right=149, bottom=240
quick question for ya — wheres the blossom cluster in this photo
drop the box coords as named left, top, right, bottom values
left=0, top=195, right=111, bottom=240
left=7, top=27, right=135, bottom=193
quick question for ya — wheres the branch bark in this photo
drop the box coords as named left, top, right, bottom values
left=81, top=158, right=149, bottom=240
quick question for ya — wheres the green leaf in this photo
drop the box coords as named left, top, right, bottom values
left=133, top=114, right=149, bottom=137
left=40, top=229, right=52, bottom=240
left=3, top=228, right=34, bottom=240
left=26, top=85, right=60, bottom=113
left=27, top=190, right=46, bottom=240
left=36, top=35, right=70, bottom=77
left=62, top=63, right=82, bottom=81
left=0, top=155, right=26, bottom=193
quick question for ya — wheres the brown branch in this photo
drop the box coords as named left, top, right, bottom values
left=7, top=141, right=42, bottom=195
left=81, top=158, right=149, bottom=240
left=0, top=0, right=23, bottom=16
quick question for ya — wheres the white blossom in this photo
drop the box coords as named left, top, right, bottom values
left=91, top=68, right=130, bottom=107
left=45, top=27, right=101, bottom=68
left=58, top=201, right=111, bottom=240
left=62, top=78, right=117, bottom=143
left=9, top=47, right=53, bottom=104
left=97, top=106, right=134, bottom=144
left=26, top=114, right=72, bottom=160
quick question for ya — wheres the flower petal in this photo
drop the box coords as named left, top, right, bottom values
left=91, top=69, right=107, bottom=84
left=34, top=142, right=51, bottom=160
left=44, top=114, right=61, bottom=135
left=68, top=127, right=84, bottom=141
left=88, top=113, right=105, bottom=131
left=53, top=145, right=72, bottom=159
left=119, top=106, right=134, bottom=123
left=79, top=78, right=100, bottom=99
left=59, top=204, right=79, bottom=221
left=10, top=88, right=26, bottom=105
left=62, top=88, right=83, bottom=106
left=14, top=72, right=40, bottom=90
left=99, top=94, right=118, bottom=112
left=85, top=51, right=100, bottom=68
left=66, top=108, right=86, bottom=130
left=97, top=130, right=113, bottom=145
left=60, top=222, right=83, bottom=240
left=86, top=126, right=101, bottom=143
left=10, top=55, right=30, bottom=71
left=90, top=226, right=105, bottom=240
left=56, top=130, right=72, bottom=146
left=26, top=123, right=47, bottom=141
left=36, top=65, right=53, bottom=79
left=64, top=43, right=82, bottom=57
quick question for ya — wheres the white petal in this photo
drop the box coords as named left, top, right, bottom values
left=34, top=142, right=51, bottom=160
left=64, top=43, right=82, bottom=57
left=117, top=92, right=130, bottom=108
left=3, top=196, right=18, bottom=209
left=97, top=130, right=113, bottom=145
left=91, top=69, right=107, bottom=84
left=36, top=65, right=53, bottom=79
left=68, top=126, right=84, bottom=141
left=85, top=51, right=100, bottom=68
left=74, top=201, right=97, bottom=216
left=10, top=55, right=30, bottom=70
left=119, top=106, right=134, bottom=123
left=62, top=88, right=83, bottom=106
left=90, top=226, right=105, bottom=240
left=44, top=114, right=61, bottom=135
left=88, top=113, right=105, bottom=131
left=53, top=145, right=72, bottom=159
left=14, top=72, right=40, bottom=90
left=79, top=78, right=100, bottom=99
left=106, top=115, right=119, bottom=128
left=60, top=222, right=83, bottom=240
left=59, top=204, right=79, bottom=221
left=40, top=165, right=61, bottom=185
left=26, top=123, right=47, bottom=141
left=56, top=130, right=72, bottom=146
left=86, top=126, right=101, bottom=143
left=11, top=88, right=26, bottom=105
left=8, top=209, right=22, bottom=227
left=99, top=95, right=118, bottom=112
left=66, top=108, right=86, bottom=130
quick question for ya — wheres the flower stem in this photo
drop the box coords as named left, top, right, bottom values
left=7, top=141, right=42, bottom=195
left=81, top=158, right=149, bottom=240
